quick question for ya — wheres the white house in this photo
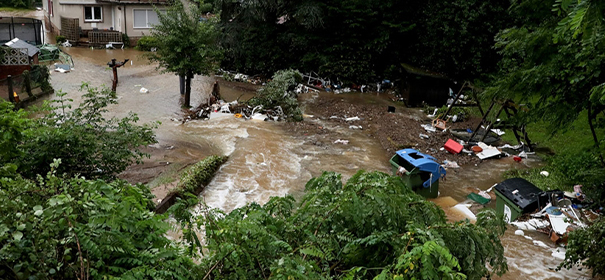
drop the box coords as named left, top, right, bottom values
left=42, top=0, right=169, bottom=45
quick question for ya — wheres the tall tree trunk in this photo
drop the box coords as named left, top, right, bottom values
left=588, top=105, right=605, bottom=166
left=184, top=71, right=192, bottom=108
left=179, top=75, right=185, bottom=95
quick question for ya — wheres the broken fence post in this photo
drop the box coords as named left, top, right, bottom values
left=7, top=75, right=14, bottom=103
left=23, top=70, right=33, bottom=98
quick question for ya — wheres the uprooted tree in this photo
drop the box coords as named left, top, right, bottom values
left=178, top=171, right=508, bottom=279
left=146, top=0, right=222, bottom=108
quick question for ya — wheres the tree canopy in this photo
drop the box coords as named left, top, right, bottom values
left=146, top=0, right=222, bottom=107
left=215, top=0, right=511, bottom=83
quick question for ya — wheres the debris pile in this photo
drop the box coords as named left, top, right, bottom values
left=182, top=70, right=309, bottom=123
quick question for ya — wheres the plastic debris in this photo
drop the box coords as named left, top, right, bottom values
left=54, top=63, right=71, bottom=73
left=345, top=116, right=361, bottom=121
left=349, top=125, right=362, bottom=130
left=514, top=230, right=524, bottom=236
left=478, top=191, right=491, bottom=199
left=551, top=248, right=566, bottom=260
left=452, top=204, right=476, bottom=222
left=419, top=133, right=429, bottom=139
left=443, top=160, right=460, bottom=169
left=532, top=240, right=551, bottom=250
left=511, top=218, right=550, bottom=231
left=491, top=129, right=506, bottom=136
left=498, top=144, right=523, bottom=150
left=476, top=142, right=502, bottom=160
left=334, top=139, right=349, bottom=145
left=421, top=124, right=437, bottom=133
left=540, top=171, right=550, bottom=177
left=444, top=139, right=463, bottom=154
left=139, top=87, right=149, bottom=93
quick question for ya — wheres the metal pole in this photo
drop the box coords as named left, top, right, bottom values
left=11, top=17, right=16, bottom=41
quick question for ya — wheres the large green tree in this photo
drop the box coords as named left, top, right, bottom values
left=147, top=0, right=222, bottom=107
left=190, top=171, right=507, bottom=279
left=216, top=0, right=510, bottom=83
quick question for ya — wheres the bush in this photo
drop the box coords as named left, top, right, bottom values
left=247, top=69, right=304, bottom=121
left=560, top=217, right=605, bottom=277
left=1, top=83, right=157, bottom=180
left=197, top=171, right=508, bottom=279
left=55, top=35, right=66, bottom=44
left=171, top=155, right=227, bottom=197
left=135, top=36, right=158, bottom=51
left=0, top=161, right=201, bottom=279
left=122, top=33, right=130, bottom=48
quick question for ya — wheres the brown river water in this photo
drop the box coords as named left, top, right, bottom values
left=35, top=46, right=592, bottom=279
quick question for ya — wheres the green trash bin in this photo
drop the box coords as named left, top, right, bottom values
left=494, top=178, right=541, bottom=223
left=390, top=149, right=446, bottom=199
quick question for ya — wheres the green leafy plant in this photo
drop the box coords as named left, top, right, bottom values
left=55, top=35, right=66, bottom=44
left=0, top=83, right=157, bottom=180
left=0, top=160, right=201, bottom=279
left=122, top=33, right=130, bottom=48
left=135, top=36, right=158, bottom=51
left=170, top=155, right=228, bottom=197
left=247, top=69, right=304, bottom=121
left=559, top=217, right=605, bottom=277
left=192, top=171, right=507, bottom=279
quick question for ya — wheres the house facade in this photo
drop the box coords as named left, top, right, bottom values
left=42, top=0, right=168, bottom=45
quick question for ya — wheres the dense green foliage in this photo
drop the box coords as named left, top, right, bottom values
left=191, top=171, right=507, bottom=279
left=135, top=36, right=158, bottom=51
left=0, top=83, right=156, bottom=180
left=488, top=0, right=605, bottom=154
left=216, top=0, right=510, bottom=83
left=0, top=0, right=33, bottom=9
left=171, top=155, right=227, bottom=197
left=247, top=69, right=304, bottom=121
left=55, top=35, right=66, bottom=44
left=488, top=0, right=605, bottom=275
left=146, top=0, right=222, bottom=107
left=0, top=160, right=201, bottom=279
left=560, top=217, right=605, bottom=277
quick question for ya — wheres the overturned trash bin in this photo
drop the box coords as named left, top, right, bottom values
left=494, top=178, right=541, bottom=223
left=390, top=149, right=446, bottom=198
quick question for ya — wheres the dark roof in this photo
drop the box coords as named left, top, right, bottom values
left=3, top=38, right=39, bottom=57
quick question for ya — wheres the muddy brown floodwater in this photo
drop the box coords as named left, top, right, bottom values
left=36, top=47, right=593, bottom=279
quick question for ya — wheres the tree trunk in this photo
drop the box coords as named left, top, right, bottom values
left=179, top=75, right=185, bottom=95
left=184, top=71, right=192, bottom=108
left=588, top=105, right=605, bottom=166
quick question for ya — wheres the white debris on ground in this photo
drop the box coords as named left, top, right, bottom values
left=334, top=139, right=349, bottom=145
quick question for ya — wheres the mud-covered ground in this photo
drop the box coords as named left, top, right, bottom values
left=287, top=92, right=485, bottom=166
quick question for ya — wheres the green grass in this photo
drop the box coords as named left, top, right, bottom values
left=499, top=109, right=605, bottom=193
left=0, top=7, right=36, bottom=12
left=500, top=110, right=601, bottom=155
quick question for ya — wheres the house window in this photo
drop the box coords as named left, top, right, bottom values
left=133, top=9, right=161, bottom=28
left=84, top=6, right=102, bottom=22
